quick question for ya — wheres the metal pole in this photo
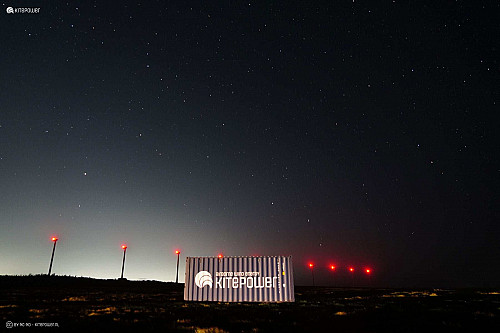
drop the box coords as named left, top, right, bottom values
left=175, top=253, right=180, bottom=283
left=48, top=240, right=57, bottom=275
left=121, top=247, right=127, bottom=279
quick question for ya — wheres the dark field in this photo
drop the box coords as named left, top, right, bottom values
left=1, top=276, right=499, bottom=332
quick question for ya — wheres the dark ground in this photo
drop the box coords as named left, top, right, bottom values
left=1, top=276, right=499, bottom=332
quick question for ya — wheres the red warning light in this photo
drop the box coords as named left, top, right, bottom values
left=175, top=250, right=180, bottom=255
left=330, top=265, right=336, bottom=271
left=121, top=244, right=127, bottom=250
left=365, top=268, right=371, bottom=274
left=218, top=254, right=223, bottom=258
left=51, top=237, right=58, bottom=242
left=349, top=267, right=354, bottom=272
left=308, top=263, right=314, bottom=269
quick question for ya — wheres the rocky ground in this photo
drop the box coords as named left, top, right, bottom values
left=1, top=275, right=499, bottom=332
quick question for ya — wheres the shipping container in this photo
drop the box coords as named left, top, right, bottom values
left=184, top=256, right=295, bottom=302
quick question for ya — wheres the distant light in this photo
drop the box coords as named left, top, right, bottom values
left=121, top=245, right=127, bottom=250
left=349, top=267, right=354, bottom=272
left=366, top=268, right=371, bottom=274
left=175, top=250, right=180, bottom=255
left=218, top=254, right=223, bottom=258
left=51, top=237, right=58, bottom=242
left=330, top=265, right=336, bottom=271
left=308, top=263, right=314, bottom=269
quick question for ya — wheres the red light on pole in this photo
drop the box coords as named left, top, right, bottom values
left=365, top=268, right=372, bottom=287
left=175, top=250, right=181, bottom=283
left=329, top=265, right=336, bottom=287
left=308, top=263, right=315, bottom=287
left=120, top=244, right=127, bottom=279
left=349, top=267, right=355, bottom=287
left=218, top=254, right=223, bottom=259
left=48, top=236, right=59, bottom=276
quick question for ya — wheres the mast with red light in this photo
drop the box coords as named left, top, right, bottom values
left=365, top=267, right=372, bottom=287
left=120, top=244, right=127, bottom=279
left=175, top=250, right=181, bottom=283
left=48, top=236, right=58, bottom=276
left=329, top=264, right=336, bottom=286
left=308, top=263, right=315, bottom=287
left=349, top=266, right=355, bottom=287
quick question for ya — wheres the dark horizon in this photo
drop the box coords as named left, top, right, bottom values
left=2, top=273, right=497, bottom=290
left=1, top=1, right=498, bottom=288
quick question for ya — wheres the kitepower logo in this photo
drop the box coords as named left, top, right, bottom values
left=195, top=271, right=213, bottom=288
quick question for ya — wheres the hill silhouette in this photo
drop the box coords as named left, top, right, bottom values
left=0, top=275, right=182, bottom=294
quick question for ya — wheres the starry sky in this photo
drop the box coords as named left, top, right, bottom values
left=0, top=1, right=498, bottom=287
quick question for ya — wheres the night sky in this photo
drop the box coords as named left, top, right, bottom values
left=1, top=1, right=498, bottom=287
